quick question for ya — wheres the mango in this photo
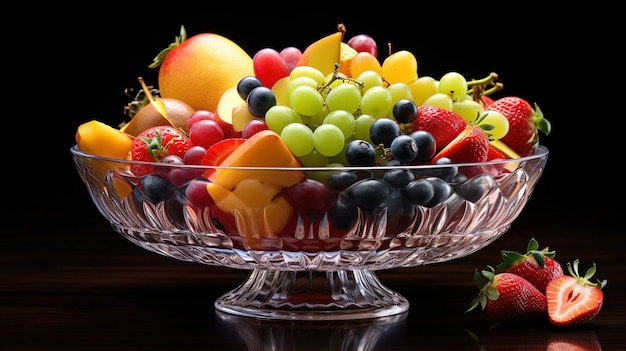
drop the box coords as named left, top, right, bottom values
left=208, top=129, right=305, bottom=190
left=206, top=180, right=293, bottom=238
left=75, top=120, right=134, bottom=197
left=76, top=120, right=133, bottom=159
left=296, top=31, right=342, bottom=77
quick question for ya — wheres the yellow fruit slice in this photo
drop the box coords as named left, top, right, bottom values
left=337, top=42, right=358, bottom=77
left=297, top=31, right=342, bottom=76
left=75, top=120, right=134, bottom=197
left=489, top=139, right=521, bottom=159
left=209, top=129, right=305, bottom=189
left=206, top=180, right=293, bottom=237
left=216, top=86, right=247, bottom=126
left=76, top=120, right=133, bottom=159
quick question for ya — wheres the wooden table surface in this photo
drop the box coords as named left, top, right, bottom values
left=2, top=190, right=624, bottom=350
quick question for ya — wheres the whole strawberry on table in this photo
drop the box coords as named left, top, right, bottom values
left=467, top=238, right=608, bottom=327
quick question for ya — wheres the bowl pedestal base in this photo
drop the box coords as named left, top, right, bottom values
left=214, top=268, right=409, bottom=320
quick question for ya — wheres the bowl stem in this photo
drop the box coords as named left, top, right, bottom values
left=214, top=268, right=409, bottom=320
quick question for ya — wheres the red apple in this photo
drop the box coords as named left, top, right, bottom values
left=347, top=34, right=377, bottom=57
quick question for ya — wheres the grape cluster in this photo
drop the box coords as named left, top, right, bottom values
left=239, top=66, right=439, bottom=168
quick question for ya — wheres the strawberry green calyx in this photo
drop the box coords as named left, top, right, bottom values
left=533, top=103, right=552, bottom=136
left=466, top=265, right=498, bottom=312
left=567, top=259, right=607, bottom=290
left=148, top=25, right=187, bottom=69
left=497, top=237, right=555, bottom=270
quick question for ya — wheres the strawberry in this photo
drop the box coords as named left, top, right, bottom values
left=201, top=137, right=246, bottom=177
left=546, top=259, right=607, bottom=327
left=130, top=125, right=193, bottom=176
left=431, top=124, right=489, bottom=164
left=479, top=95, right=494, bottom=108
left=486, top=96, right=551, bottom=157
left=497, top=238, right=564, bottom=293
left=467, top=266, right=547, bottom=322
left=413, top=105, right=467, bottom=151
left=486, top=145, right=506, bottom=161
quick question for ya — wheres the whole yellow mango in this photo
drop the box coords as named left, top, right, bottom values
left=152, top=26, right=254, bottom=113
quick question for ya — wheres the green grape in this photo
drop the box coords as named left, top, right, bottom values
left=453, top=96, right=484, bottom=123
left=297, top=149, right=329, bottom=167
left=309, top=107, right=329, bottom=129
left=264, top=105, right=302, bottom=134
left=356, top=70, right=384, bottom=93
left=323, top=109, right=356, bottom=139
left=479, top=110, right=509, bottom=140
left=290, top=66, right=325, bottom=85
left=438, top=71, right=468, bottom=102
left=360, top=86, right=393, bottom=118
left=280, top=122, right=315, bottom=156
left=408, top=76, right=437, bottom=106
left=290, top=85, right=324, bottom=116
left=381, top=50, right=418, bottom=84
left=422, top=92, right=453, bottom=111
left=328, top=136, right=352, bottom=165
left=287, top=76, right=319, bottom=93
left=325, top=83, right=361, bottom=113
left=353, top=114, right=376, bottom=143
left=306, top=162, right=344, bottom=183
left=313, top=124, right=345, bottom=157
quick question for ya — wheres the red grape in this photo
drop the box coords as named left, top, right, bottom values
left=242, top=119, right=269, bottom=139
left=188, top=119, right=224, bottom=149
left=253, top=48, right=289, bottom=88
left=347, top=34, right=377, bottom=57
left=280, top=46, right=303, bottom=73
left=188, top=109, right=215, bottom=130
left=185, top=178, right=214, bottom=208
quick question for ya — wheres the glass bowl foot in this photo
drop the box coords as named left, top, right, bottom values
left=215, top=269, right=409, bottom=321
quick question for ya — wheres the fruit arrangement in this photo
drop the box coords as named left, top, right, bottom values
left=467, top=238, right=607, bottom=327
left=74, top=24, right=551, bottom=251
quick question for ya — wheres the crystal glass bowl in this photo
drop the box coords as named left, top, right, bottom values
left=71, top=144, right=548, bottom=320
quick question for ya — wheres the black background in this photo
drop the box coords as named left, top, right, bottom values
left=9, top=7, right=622, bottom=232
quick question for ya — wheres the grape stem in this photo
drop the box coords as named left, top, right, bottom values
left=319, top=63, right=364, bottom=94
left=466, top=72, right=504, bottom=102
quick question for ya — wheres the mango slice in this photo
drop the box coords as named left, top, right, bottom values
left=206, top=179, right=293, bottom=238
left=208, top=129, right=305, bottom=190
left=76, top=120, right=133, bottom=159
left=296, top=31, right=342, bottom=77
left=75, top=120, right=134, bottom=197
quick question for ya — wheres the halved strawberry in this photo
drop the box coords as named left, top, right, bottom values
left=201, top=137, right=246, bottom=177
left=413, top=105, right=467, bottom=151
left=497, top=238, right=564, bottom=293
left=546, top=259, right=607, bottom=327
left=467, top=266, right=547, bottom=323
left=432, top=125, right=489, bottom=163
left=431, top=123, right=490, bottom=178
left=486, top=145, right=506, bottom=161
left=486, top=96, right=551, bottom=157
